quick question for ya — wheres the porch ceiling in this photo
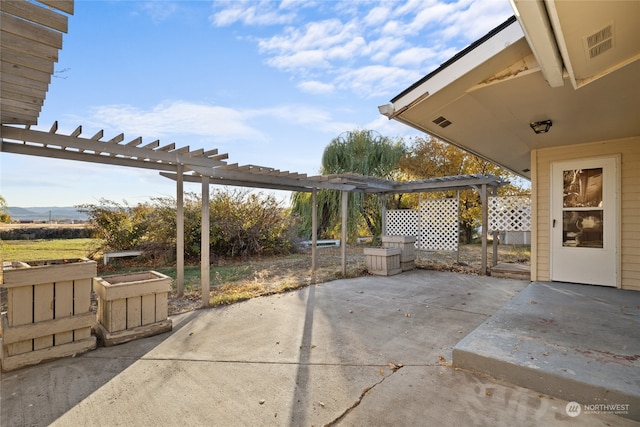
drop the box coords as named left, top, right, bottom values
left=383, top=1, right=640, bottom=179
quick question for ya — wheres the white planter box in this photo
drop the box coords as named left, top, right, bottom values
left=0, top=258, right=97, bottom=372
left=364, top=247, right=402, bottom=276
left=93, top=271, right=173, bottom=346
left=382, top=235, right=416, bottom=271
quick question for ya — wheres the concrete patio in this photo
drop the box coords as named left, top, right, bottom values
left=1, top=270, right=637, bottom=426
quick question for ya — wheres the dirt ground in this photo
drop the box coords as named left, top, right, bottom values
left=168, top=244, right=530, bottom=315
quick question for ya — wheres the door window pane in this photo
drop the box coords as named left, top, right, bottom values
left=562, top=210, right=603, bottom=248
left=563, top=168, right=602, bottom=207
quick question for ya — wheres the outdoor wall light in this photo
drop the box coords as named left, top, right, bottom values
left=530, top=119, right=552, bottom=134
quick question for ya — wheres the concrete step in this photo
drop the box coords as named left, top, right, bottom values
left=490, top=262, right=530, bottom=280
left=452, top=281, right=640, bottom=422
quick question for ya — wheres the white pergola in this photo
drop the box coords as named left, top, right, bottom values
left=1, top=123, right=505, bottom=305
left=1, top=0, right=506, bottom=307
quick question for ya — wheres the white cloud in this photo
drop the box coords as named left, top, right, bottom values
left=68, top=100, right=355, bottom=148
left=366, top=36, right=407, bottom=63
left=363, top=6, right=392, bottom=27
left=298, top=80, right=334, bottom=94
left=334, top=65, right=421, bottom=98
left=243, top=1, right=512, bottom=99
left=445, top=0, right=514, bottom=40
left=258, top=19, right=359, bottom=54
left=210, top=0, right=295, bottom=26
left=392, top=46, right=438, bottom=67
left=138, top=2, right=179, bottom=23
left=251, top=104, right=354, bottom=134
left=85, top=101, right=266, bottom=143
left=266, top=49, right=330, bottom=71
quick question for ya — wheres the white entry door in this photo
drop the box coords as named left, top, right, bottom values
left=551, top=156, right=619, bottom=286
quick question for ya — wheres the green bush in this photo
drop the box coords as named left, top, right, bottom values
left=78, top=190, right=295, bottom=262
left=77, top=199, right=151, bottom=252
left=209, top=190, right=294, bottom=257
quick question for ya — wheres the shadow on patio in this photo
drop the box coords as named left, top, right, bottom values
left=2, top=271, right=636, bottom=426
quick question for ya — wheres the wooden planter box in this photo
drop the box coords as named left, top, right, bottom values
left=0, top=258, right=97, bottom=372
left=93, top=271, right=173, bottom=346
left=382, top=235, right=417, bottom=271
left=364, top=247, right=402, bottom=276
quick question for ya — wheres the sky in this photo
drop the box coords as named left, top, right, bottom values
left=1, top=0, right=515, bottom=207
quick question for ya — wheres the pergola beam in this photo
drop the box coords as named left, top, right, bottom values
left=1, top=140, right=176, bottom=171
left=1, top=125, right=227, bottom=168
left=160, top=172, right=316, bottom=193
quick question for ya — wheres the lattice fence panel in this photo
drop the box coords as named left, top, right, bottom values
left=489, top=196, right=532, bottom=232
left=386, top=210, right=419, bottom=239
left=419, top=198, right=459, bottom=251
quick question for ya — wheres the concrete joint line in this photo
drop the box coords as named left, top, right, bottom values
left=324, top=365, right=403, bottom=426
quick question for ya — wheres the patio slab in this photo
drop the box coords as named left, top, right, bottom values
left=1, top=271, right=637, bottom=426
left=453, top=281, right=640, bottom=421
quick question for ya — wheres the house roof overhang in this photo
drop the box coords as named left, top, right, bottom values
left=381, top=1, right=640, bottom=180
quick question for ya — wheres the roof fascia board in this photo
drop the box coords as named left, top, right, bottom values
left=510, top=0, right=564, bottom=87
left=543, top=0, right=578, bottom=89
left=390, top=17, right=524, bottom=112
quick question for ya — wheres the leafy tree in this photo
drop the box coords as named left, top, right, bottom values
left=291, top=129, right=405, bottom=242
left=77, top=199, right=152, bottom=252
left=0, top=195, right=10, bottom=223
left=399, top=136, right=529, bottom=243
left=79, top=191, right=294, bottom=262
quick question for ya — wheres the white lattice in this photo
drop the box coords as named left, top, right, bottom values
left=386, top=210, right=419, bottom=239
left=420, top=198, right=459, bottom=251
left=489, top=196, right=532, bottom=232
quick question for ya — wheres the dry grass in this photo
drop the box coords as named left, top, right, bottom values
left=168, top=243, right=530, bottom=314
left=0, top=236, right=528, bottom=316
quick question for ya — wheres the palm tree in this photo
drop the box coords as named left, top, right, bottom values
left=291, top=130, right=405, bottom=242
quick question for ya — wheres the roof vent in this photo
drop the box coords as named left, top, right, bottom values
left=585, top=23, right=614, bottom=59
left=433, top=116, right=452, bottom=128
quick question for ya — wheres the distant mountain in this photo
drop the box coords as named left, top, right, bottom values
left=8, top=206, right=88, bottom=222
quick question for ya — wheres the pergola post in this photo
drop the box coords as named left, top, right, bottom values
left=311, top=187, right=318, bottom=273
left=201, top=176, right=210, bottom=308
left=341, top=190, right=348, bottom=276
left=380, top=194, right=387, bottom=236
left=457, top=190, right=461, bottom=264
left=491, top=187, right=499, bottom=267
left=176, top=163, right=184, bottom=297
left=480, top=183, right=488, bottom=275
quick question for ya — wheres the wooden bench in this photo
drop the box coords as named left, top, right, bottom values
left=103, top=250, right=143, bottom=265
left=299, top=239, right=341, bottom=248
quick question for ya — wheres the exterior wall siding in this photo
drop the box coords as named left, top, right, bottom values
left=532, top=136, right=640, bottom=291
